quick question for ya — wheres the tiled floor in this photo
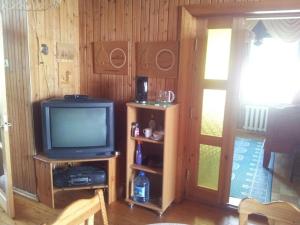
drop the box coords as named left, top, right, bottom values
left=271, top=152, right=300, bottom=207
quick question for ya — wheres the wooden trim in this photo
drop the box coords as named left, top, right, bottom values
left=184, top=1, right=300, bottom=17
left=13, top=187, right=38, bottom=201
left=33, top=154, right=118, bottom=164
left=199, top=135, right=222, bottom=147
left=176, top=7, right=197, bottom=203
left=162, top=104, right=179, bottom=212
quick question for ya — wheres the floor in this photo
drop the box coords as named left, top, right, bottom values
left=230, top=132, right=300, bottom=208
left=0, top=192, right=267, bottom=225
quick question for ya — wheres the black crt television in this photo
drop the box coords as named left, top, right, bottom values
left=41, top=97, right=115, bottom=159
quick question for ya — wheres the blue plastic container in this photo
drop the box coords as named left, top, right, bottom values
left=133, top=171, right=150, bottom=203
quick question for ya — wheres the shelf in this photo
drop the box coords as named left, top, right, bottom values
left=131, top=136, right=164, bottom=144
left=126, top=198, right=162, bottom=212
left=34, top=153, right=119, bottom=164
left=130, top=164, right=163, bottom=175
left=53, top=184, right=108, bottom=193
left=126, top=102, right=178, bottom=111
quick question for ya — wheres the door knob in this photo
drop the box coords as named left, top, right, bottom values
left=0, top=122, right=12, bottom=129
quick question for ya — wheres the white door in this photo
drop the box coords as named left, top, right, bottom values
left=0, top=13, right=15, bottom=218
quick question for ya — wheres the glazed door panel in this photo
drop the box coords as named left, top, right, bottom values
left=186, top=17, right=247, bottom=205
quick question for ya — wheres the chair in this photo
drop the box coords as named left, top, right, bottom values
left=263, top=105, right=300, bottom=169
left=44, top=189, right=108, bottom=225
left=238, top=198, right=300, bottom=225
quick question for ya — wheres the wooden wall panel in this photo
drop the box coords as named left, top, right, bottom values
left=27, top=0, right=80, bottom=159
left=0, top=0, right=79, bottom=196
left=1, top=9, right=36, bottom=194
left=79, top=0, right=268, bottom=198
left=0, top=0, right=283, bottom=197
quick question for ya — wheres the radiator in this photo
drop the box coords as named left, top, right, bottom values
left=243, top=105, right=269, bottom=132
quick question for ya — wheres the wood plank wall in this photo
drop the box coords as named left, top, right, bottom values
left=1, top=8, right=36, bottom=194
left=79, top=0, right=264, bottom=197
left=0, top=0, right=80, bottom=195
left=27, top=0, right=80, bottom=102
left=0, top=0, right=281, bottom=196
left=27, top=0, right=80, bottom=165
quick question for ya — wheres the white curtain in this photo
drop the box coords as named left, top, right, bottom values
left=246, top=19, right=300, bottom=42
left=263, top=19, right=300, bottom=43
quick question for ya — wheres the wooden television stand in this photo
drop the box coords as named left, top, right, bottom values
left=34, top=153, right=118, bottom=208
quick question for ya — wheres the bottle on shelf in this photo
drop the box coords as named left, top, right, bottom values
left=133, top=171, right=150, bottom=203
left=136, top=141, right=142, bottom=165
left=134, top=123, right=140, bottom=137
left=148, top=114, right=156, bottom=131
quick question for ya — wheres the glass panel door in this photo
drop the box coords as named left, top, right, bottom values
left=186, top=17, right=246, bottom=205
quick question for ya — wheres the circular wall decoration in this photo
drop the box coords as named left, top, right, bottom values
left=109, top=48, right=127, bottom=69
left=155, top=48, right=175, bottom=72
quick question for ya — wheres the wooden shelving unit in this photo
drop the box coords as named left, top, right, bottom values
left=126, top=102, right=179, bottom=215
left=34, top=154, right=118, bottom=208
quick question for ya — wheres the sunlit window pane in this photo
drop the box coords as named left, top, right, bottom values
left=240, top=38, right=300, bottom=105
left=204, top=29, right=232, bottom=80
left=201, top=89, right=226, bottom=137
left=198, top=144, right=221, bottom=190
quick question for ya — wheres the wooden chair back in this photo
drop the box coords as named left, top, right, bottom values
left=44, top=189, right=108, bottom=225
left=239, top=198, right=300, bottom=225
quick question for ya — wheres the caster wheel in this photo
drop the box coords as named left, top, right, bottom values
left=129, top=203, right=134, bottom=208
left=158, top=212, right=163, bottom=217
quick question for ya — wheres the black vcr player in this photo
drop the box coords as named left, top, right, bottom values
left=53, top=166, right=106, bottom=188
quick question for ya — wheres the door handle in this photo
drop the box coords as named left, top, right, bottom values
left=0, top=122, right=12, bottom=129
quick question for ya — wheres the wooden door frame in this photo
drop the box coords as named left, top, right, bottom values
left=176, top=1, right=300, bottom=204
left=0, top=13, right=14, bottom=218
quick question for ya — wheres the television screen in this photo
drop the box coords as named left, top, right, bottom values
left=41, top=97, right=114, bottom=159
left=50, top=107, right=107, bottom=148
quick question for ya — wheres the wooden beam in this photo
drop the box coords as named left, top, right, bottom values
left=185, top=1, right=300, bottom=17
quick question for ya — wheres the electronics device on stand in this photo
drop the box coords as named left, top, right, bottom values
left=135, top=76, right=148, bottom=103
left=53, top=166, right=106, bottom=188
left=41, top=96, right=115, bottom=159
